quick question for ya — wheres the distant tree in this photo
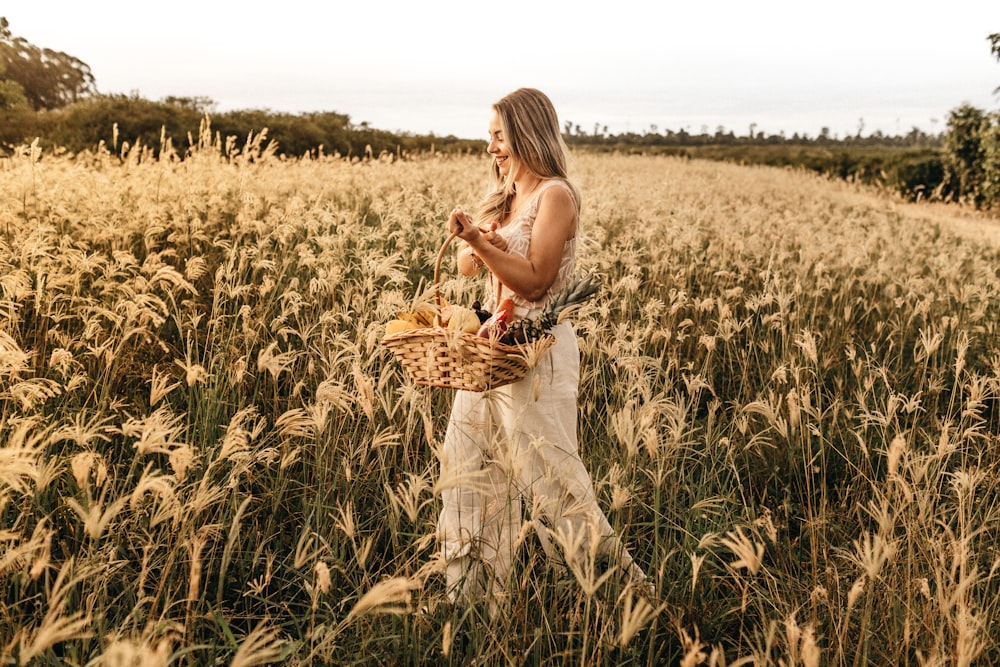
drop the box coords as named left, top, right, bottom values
left=0, top=21, right=32, bottom=143
left=0, top=77, right=27, bottom=110
left=942, top=103, right=988, bottom=205
left=991, top=32, right=1000, bottom=92
left=0, top=39, right=26, bottom=110
left=0, top=16, right=97, bottom=110
left=981, top=111, right=1000, bottom=207
left=162, top=95, right=216, bottom=113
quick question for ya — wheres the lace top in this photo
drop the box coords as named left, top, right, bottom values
left=484, top=179, right=578, bottom=318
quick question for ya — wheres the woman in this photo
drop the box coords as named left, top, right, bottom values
left=438, top=88, right=652, bottom=610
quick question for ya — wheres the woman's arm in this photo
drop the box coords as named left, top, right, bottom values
left=452, top=186, right=576, bottom=302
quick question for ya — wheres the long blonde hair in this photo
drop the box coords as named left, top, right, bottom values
left=476, top=88, right=580, bottom=227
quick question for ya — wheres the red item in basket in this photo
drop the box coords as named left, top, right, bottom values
left=476, top=310, right=508, bottom=338
left=476, top=297, right=515, bottom=338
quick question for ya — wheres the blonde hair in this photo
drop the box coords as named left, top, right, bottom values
left=476, top=88, right=580, bottom=227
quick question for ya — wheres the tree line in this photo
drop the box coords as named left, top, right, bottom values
left=0, top=18, right=481, bottom=158
left=2, top=17, right=999, bottom=209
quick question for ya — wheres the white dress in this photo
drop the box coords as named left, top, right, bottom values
left=437, top=180, right=647, bottom=606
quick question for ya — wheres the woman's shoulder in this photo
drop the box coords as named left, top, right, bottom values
left=537, top=177, right=576, bottom=197
left=534, top=179, right=579, bottom=217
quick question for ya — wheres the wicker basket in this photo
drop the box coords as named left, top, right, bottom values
left=381, top=231, right=554, bottom=392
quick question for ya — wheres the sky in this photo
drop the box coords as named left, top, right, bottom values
left=4, top=1, right=1000, bottom=141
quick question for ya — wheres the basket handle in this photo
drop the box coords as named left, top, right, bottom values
left=433, top=230, right=504, bottom=323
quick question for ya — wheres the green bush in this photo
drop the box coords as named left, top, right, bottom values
left=883, top=150, right=945, bottom=200
left=0, top=94, right=485, bottom=159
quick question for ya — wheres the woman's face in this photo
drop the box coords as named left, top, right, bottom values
left=487, top=109, right=514, bottom=178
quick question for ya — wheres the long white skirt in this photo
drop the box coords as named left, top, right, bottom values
left=436, top=321, right=646, bottom=605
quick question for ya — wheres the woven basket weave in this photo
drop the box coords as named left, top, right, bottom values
left=381, top=231, right=554, bottom=392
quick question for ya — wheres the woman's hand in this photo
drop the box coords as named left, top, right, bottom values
left=481, top=221, right=508, bottom=253
left=448, top=208, right=479, bottom=242
left=450, top=210, right=509, bottom=276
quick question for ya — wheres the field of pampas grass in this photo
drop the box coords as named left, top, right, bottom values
left=1, top=124, right=1000, bottom=666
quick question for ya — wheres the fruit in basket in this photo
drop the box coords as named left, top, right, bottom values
left=407, top=307, right=436, bottom=327
left=385, top=318, right=420, bottom=335
left=495, top=298, right=515, bottom=321
left=478, top=298, right=512, bottom=336
left=447, top=307, right=481, bottom=333
left=500, top=273, right=601, bottom=345
left=477, top=309, right=509, bottom=338
left=438, top=304, right=456, bottom=327
left=385, top=303, right=438, bottom=335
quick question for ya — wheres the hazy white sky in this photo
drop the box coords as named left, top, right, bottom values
left=5, top=1, right=999, bottom=140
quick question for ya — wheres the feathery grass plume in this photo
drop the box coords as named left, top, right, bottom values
left=441, top=620, right=453, bottom=658
left=348, top=577, right=420, bottom=618
left=230, top=622, right=286, bottom=667
left=608, top=463, right=632, bottom=511
left=314, top=378, right=356, bottom=415
left=256, top=341, right=300, bottom=380
left=122, top=407, right=186, bottom=456
left=784, top=613, right=821, bottom=667
left=274, top=407, right=315, bottom=439
left=689, top=552, right=707, bottom=595
left=0, top=419, right=43, bottom=494
left=15, top=559, right=94, bottom=661
left=0, top=517, right=53, bottom=580
left=0, top=329, right=29, bottom=377
left=619, top=590, right=665, bottom=647
left=217, top=406, right=265, bottom=463
left=677, top=623, right=709, bottom=667
left=293, top=530, right=322, bottom=571
left=849, top=531, right=897, bottom=580
left=552, top=518, right=616, bottom=598
left=174, top=357, right=209, bottom=387
left=69, top=451, right=105, bottom=488
left=103, top=638, right=174, bottom=667
left=846, top=576, right=867, bottom=617
left=351, top=359, right=375, bottom=421
left=64, top=492, right=128, bottom=541
left=385, top=472, right=433, bottom=524
left=886, top=433, right=907, bottom=480
left=149, top=364, right=180, bottom=408
left=185, top=524, right=220, bottom=614
left=719, top=526, right=764, bottom=575
left=314, top=560, right=332, bottom=595
left=9, top=377, right=63, bottom=410
left=27, top=519, right=53, bottom=580
left=129, top=468, right=182, bottom=529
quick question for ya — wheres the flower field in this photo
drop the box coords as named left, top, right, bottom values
left=2, top=126, right=1000, bottom=665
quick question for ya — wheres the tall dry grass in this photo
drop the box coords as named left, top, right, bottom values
left=1, top=123, right=999, bottom=665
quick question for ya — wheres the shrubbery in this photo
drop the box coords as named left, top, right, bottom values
left=0, top=94, right=484, bottom=159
